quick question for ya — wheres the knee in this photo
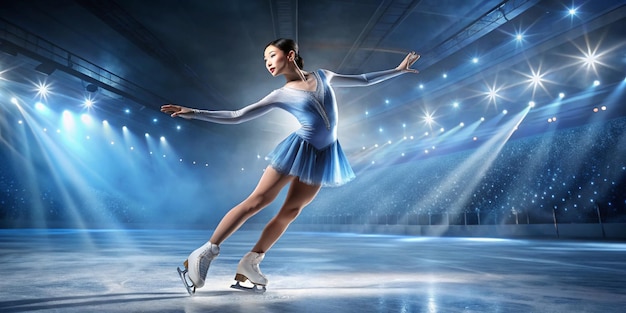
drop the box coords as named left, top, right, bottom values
left=241, top=194, right=272, bottom=215
left=277, top=207, right=302, bottom=222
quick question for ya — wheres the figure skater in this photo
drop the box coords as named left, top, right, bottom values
left=161, top=38, right=419, bottom=294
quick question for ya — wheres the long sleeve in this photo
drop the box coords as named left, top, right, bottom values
left=188, top=90, right=281, bottom=124
left=323, top=69, right=405, bottom=87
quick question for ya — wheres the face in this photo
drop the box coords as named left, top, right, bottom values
left=264, top=45, right=291, bottom=77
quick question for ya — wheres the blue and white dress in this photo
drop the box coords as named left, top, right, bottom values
left=190, top=69, right=404, bottom=187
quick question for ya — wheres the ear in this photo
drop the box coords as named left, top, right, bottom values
left=288, top=50, right=296, bottom=61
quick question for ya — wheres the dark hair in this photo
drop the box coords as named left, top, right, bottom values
left=265, top=38, right=304, bottom=69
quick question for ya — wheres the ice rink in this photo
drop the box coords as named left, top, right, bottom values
left=1, top=229, right=625, bottom=313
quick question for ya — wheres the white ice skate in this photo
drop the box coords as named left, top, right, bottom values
left=177, top=241, right=220, bottom=295
left=230, top=252, right=268, bottom=293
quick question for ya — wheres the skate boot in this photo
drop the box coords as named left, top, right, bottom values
left=177, top=241, right=220, bottom=295
left=230, top=252, right=267, bottom=293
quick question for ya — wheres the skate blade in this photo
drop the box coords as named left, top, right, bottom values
left=230, top=281, right=266, bottom=293
left=177, top=265, right=196, bottom=296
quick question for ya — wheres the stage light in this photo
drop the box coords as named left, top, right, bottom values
left=152, top=118, right=158, bottom=123
left=443, top=73, right=447, bottom=79
left=110, top=141, right=115, bottom=145
left=34, top=62, right=56, bottom=75
left=515, top=34, right=523, bottom=41
left=453, top=102, right=459, bottom=108
left=593, top=80, right=600, bottom=87
left=102, top=120, right=109, bottom=126
left=385, top=99, right=389, bottom=104
left=423, top=112, right=434, bottom=125
left=402, top=123, right=406, bottom=128
left=378, top=127, right=383, bottom=133
left=35, top=81, right=50, bottom=98
left=176, top=125, right=181, bottom=130
left=568, top=8, right=577, bottom=16
left=528, top=101, right=535, bottom=108
left=18, top=120, right=23, bottom=124
left=35, top=102, right=46, bottom=111
left=125, top=109, right=130, bottom=114
left=601, top=106, right=606, bottom=111
left=593, top=107, right=599, bottom=113
left=85, top=83, right=98, bottom=93
left=419, top=84, right=424, bottom=89
left=473, top=136, right=478, bottom=141
left=472, top=57, right=478, bottom=64
left=145, top=133, right=150, bottom=137
left=365, top=110, right=369, bottom=116
left=480, top=117, right=485, bottom=122
left=440, top=127, right=445, bottom=132
left=460, top=122, right=465, bottom=127
left=559, top=93, right=565, bottom=99
left=502, top=110, right=508, bottom=115
left=11, top=97, right=18, bottom=105
left=80, top=114, right=92, bottom=126
left=84, top=98, right=93, bottom=108
left=122, top=126, right=128, bottom=131
left=62, top=111, right=75, bottom=130
left=160, top=136, right=166, bottom=142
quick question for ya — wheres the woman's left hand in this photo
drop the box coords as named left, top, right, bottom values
left=396, top=51, right=420, bottom=73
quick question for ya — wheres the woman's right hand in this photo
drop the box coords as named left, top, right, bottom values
left=161, top=104, right=194, bottom=118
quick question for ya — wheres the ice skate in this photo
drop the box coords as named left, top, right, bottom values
left=177, top=241, right=220, bottom=295
left=230, top=252, right=268, bottom=293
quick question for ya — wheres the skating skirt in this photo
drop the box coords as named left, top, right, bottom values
left=268, top=133, right=355, bottom=187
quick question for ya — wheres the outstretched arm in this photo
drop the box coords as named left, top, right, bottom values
left=327, top=51, right=420, bottom=87
left=161, top=90, right=281, bottom=124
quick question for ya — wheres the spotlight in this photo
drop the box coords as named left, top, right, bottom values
left=473, top=136, right=478, bottom=141
left=515, top=34, right=523, bottom=41
left=85, top=83, right=98, bottom=93
left=11, top=97, right=18, bottom=105
left=593, top=80, right=600, bottom=87
left=502, top=109, right=508, bottom=115
left=145, top=133, right=150, bottom=137
left=459, top=122, right=464, bottom=127
left=593, top=107, right=599, bottom=113
left=84, top=98, right=93, bottom=108
left=601, top=106, right=606, bottom=111
left=559, top=93, right=565, bottom=99
left=125, top=109, right=131, bottom=114
left=35, top=102, right=46, bottom=111
left=160, top=136, right=166, bottom=142
left=528, top=101, right=535, bottom=108
left=34, top=62, right=56, bottom=75
left=472, top=57, right=478, bottom=64
left=568, top=8, right=577, bottom=16
left=419, top=84, right=424, bottom=89
left=453, top=102, right=459, bottom=108
left=442, top=73, right=447, bottom=79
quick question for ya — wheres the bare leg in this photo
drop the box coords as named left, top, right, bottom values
left=209, top=167, right=293, bottom=245
left=252, top=179, right=321, bottom=253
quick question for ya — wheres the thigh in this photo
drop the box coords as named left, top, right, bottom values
left=281, top=179, right=322, bottom=210
left=247, top=166, right=294, bottom=205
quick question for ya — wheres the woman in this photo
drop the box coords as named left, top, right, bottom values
left=161, top=38, right=419, bottom=294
